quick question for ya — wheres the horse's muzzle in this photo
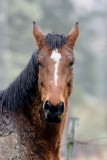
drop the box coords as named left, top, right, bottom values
left=43, top=101, right=65, bottom=123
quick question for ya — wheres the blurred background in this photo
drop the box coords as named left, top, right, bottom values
left=0, top=0, right=107, bottom=159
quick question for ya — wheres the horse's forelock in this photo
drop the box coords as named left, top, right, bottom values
left=45, top=33, right=67, bottom=50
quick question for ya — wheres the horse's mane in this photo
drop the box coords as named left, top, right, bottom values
left=0, top=49, right=39, bottom=112
left=0, top=33, right=67, bottom=113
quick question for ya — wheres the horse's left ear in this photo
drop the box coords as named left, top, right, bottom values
left=67, top=22, right=79, bottom=48
left=33, top=21, right=45, bottom=49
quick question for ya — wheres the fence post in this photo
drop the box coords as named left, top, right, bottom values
left=66, top=117, right=79, bottom=160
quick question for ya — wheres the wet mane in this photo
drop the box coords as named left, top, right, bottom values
left=45, top=33, right=67, bottom=50
left=0, top=49, right=39, bottom=112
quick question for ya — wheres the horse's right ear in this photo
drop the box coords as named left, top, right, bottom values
left=33, top=21, right=45, bottom=49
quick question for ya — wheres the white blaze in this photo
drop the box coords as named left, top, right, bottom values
left=51, top=49, right=61, bottom=86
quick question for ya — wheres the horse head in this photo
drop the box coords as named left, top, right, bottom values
left=33, top=22, right=79, bottom=123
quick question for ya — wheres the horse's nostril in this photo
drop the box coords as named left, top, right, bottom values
left=58, top=102, right=64, bottom=113
left=44, top=101, right=52, bottom=111
left=44, top=101, right=64, bottom=115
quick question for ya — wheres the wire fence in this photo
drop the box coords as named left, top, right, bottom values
left=65, top=117, right=107, bottom=160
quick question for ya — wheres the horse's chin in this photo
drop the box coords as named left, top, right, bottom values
left=45, top=113, right=63, bottom=123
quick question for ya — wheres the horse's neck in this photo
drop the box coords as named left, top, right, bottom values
left=0, top=87, right=67, bottom=160
left=15, top=96, right=67, bottom=160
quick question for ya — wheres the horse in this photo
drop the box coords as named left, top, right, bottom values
left=0, top=22, right=79, bottom=160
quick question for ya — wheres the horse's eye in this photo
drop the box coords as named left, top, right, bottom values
left=38, top=61, right=42, bottom=66
left=69, top=61, right=74, bottom=66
